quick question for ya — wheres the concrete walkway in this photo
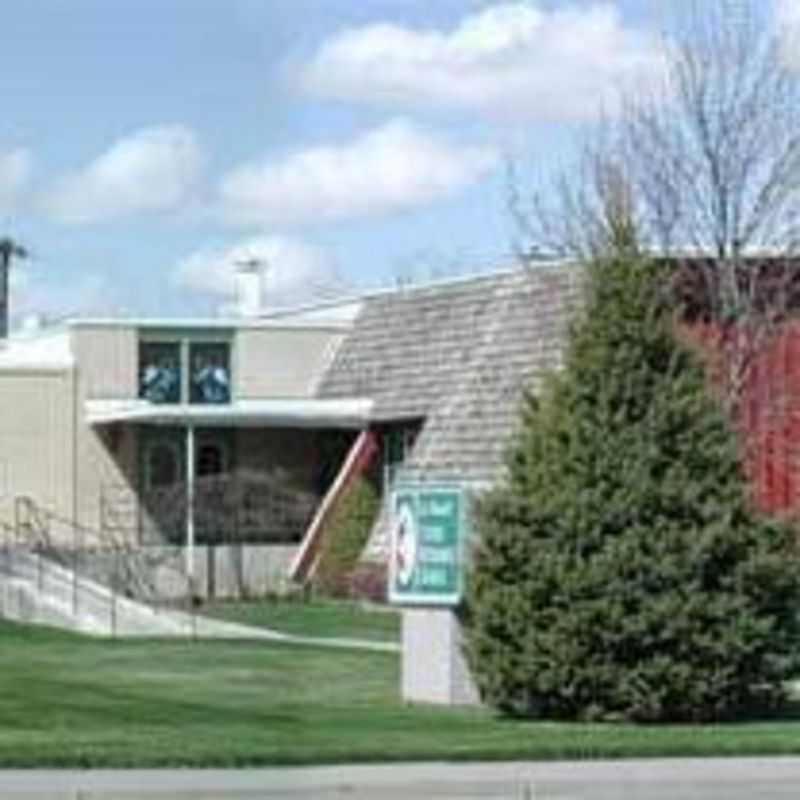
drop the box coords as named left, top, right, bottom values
left=190, top=612, right=399, bottom=652
left=0, top=548, right=398, bottom=653
left=2, top=758, right=800, bottom=798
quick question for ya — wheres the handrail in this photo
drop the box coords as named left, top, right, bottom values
left=4, top=495, right=197, bottom=626
left=15, top=497, right=129, bottom=553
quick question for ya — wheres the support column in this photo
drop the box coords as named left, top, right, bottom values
left=185, top=424, right=195, bottom=578
left=402, top=607, right=481, bottom=706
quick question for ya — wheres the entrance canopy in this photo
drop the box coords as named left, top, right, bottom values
left=86, top=397, right=374, bottom=429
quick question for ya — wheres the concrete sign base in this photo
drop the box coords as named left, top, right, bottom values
left=401, top=607, right=480, bottom=706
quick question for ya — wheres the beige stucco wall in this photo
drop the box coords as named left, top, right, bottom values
left=235, top=328, right=343, bottom=399
left=74, top=420, right=139, bottom=545
left=71, top=325, right=138, bottom=400
left=70, top=326, right=140, bottom=542
left=72, top=323, right=344, bottom=401
left=0, top=369, right=76, bottom=539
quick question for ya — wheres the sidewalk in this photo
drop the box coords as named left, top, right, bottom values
left=2, top=758, right=800, bottom=799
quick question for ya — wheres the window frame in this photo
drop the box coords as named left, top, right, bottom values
left=138, top=340, right=182, bottom=405
left=138, top=329, right=234, bottom=405
left=188, top=340, right=232, bottom=405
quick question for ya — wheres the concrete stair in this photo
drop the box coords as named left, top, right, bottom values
left=0, top=546, right=399, bottom=651
left=0, top=547, right=197, bottom=636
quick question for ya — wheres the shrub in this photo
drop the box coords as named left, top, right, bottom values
left=314, top=477, right=380, bottom=599
left=463, top=255, right=800, bottom=722
left=346, top=562, right=388, bottom=604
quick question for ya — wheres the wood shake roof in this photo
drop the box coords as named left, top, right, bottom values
left=317, top=264, right=584, bottom=486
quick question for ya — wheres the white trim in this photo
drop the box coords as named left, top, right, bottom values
left=0, top=364, right=72, bottom=374
left=86, top=397, right=374, bottom=429
left=67, top=318, right=352, bottom=332
left=259, top=262, right=536, bottom=322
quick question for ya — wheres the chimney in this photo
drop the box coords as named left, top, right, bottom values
left=234, top=258, right=265, bottom=317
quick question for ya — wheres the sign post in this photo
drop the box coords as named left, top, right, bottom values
left=389, top=484, right=478, bottom=706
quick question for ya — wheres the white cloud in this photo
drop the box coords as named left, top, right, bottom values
left=10, top=269, right=113, bottom=325
left=173, top=236, right=345, bottom=309
left=298, top=2, right=665, bottom=123
left=219, top=119, right=498, bottom=227
left=41, top=125, right=205, bottom=225
left=777, top=0, right=800, bottom=68
left=0, top=148, right=32, bottom=213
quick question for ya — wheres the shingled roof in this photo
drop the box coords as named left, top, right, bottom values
left=316, top=263, right=584, bottom=486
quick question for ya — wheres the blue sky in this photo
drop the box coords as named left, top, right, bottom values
left=0, top=0, right=792, bottom=322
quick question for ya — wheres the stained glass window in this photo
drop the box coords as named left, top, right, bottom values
left=139, top=342, right=181, bottom=404
left=189, top=342, right=231, bottom=404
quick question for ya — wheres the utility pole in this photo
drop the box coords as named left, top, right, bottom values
left=0, top=237, right=27, bottom=339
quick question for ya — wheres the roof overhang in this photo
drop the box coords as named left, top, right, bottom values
left=86, top=397, right=374, bottom=430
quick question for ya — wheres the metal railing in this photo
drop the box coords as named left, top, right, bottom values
left=100, top=472, right=318, bottom=546
left=1, top=496, right=198, bottom=637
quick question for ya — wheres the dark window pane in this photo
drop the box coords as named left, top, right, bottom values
left=146, top=443, right=181, bottom=489
left=139, top=342, right=181, bottom=404
left=189, top=342, right=231, bottom=404
left=197, top=442, right=227, bottom=477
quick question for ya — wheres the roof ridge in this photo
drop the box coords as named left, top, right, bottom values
left=260, top=260, right=576, bottom=320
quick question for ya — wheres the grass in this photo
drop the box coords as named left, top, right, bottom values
left=3, top=619, right=800, bottom=766
left=201, top=597, right=401, bottom=642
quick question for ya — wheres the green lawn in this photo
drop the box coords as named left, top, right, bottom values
left=201, top=598, right=401, bottom=642
left=3, top=619, right=800, bottom=767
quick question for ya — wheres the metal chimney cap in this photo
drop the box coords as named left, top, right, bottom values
left=234, top=257, right=265, bottom=274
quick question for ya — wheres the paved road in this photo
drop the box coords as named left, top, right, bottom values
left=2, top=758, right=800, bottom=799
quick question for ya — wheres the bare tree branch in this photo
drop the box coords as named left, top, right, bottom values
left=513, top=0, right=800, bottom=420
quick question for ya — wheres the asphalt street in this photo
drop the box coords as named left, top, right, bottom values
left=1, top=758, right=800, bottom=799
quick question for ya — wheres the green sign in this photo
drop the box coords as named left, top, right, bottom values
left=388, top=485, right=465, bottom=606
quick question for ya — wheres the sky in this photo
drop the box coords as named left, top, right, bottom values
left=0, top=0, right=795, bottom=323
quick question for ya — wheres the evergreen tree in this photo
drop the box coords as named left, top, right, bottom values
left=464, top=256, right=800, bottom=722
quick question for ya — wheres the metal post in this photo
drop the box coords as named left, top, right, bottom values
left=72, top=547, right=78, bottom=617
left=185, top=424, right=195, bottom=580
left=191, top=581, right=197, bottom=642
left=72, top=519, right=79, bottom=617
left=111, top=547, right=118, bottom=638
left=14, top=497, right=21, bottom=547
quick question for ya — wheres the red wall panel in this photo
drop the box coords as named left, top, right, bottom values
left=693, top=323, right=800, bottom=514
